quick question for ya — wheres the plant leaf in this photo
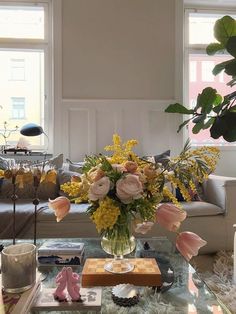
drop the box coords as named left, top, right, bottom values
left=202, top=117, right=215, bottom=129
left=225, top=59, right=236, bottom=76
left=226, top=36, right=236, bottom=57
left=192, top=120, right=205, bottom=134
left=212, top=59, right=233, bottom=76
left=177, top=118, right=192, bottom=133
left=206, top=42, right=225, bottom=55
left=197, top=87, right=217, bottom=113
left=214, top=16, right=236, bottom=45
left=165, top=103, right=194, bottom=114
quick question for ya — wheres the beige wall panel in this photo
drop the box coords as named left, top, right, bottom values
left=62, top=0, right=175, bottom=99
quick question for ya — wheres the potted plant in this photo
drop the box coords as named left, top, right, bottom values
left=165, top=16, right=236, bottom=142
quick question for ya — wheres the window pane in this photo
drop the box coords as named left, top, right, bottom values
left=0, top=50, right=44, bottom=147
left=188, top=54, right=233, bottom=145
left=189, top=12, right=236, bottom=45
left=0, top=5, right=44, bottom=39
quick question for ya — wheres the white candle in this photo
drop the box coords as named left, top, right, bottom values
left=233, top=224, right=236, bottom=284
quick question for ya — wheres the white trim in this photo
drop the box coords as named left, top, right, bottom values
left=0, top=0, right=53, bottom=152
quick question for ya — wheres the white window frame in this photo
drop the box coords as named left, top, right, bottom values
left=0, top=0, right=53, bottom=152
left=183, top=4, right=236, bottom=148
left=11, top=96, right=26, bottom=119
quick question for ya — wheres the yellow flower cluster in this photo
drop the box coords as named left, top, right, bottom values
left=0, top=169, right=4, bottom=178
left=61, top=182, right=81, bottom=197
left=163, top=186, right=180, bottom=207
left=104, top=134, right=138, bottom=164
left=92, top=197, right=120, bottom=232
left=167, top=175, right=192, bottom=202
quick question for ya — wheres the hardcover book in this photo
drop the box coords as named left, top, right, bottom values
left=0, top=274, right=41, bottom=314
left=38, top=241, right=85, bottom=256
left=32, top=287, right=102, bottom=312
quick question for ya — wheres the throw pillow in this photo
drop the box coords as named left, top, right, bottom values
left=66, top=159, right=84, bottom=174
left=0, top=156, right=16, bottom=170
left=33, top=153, right=63, bottom=170
left=143, top=150, right=170, bottom=166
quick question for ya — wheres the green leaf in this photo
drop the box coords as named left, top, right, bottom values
left=226, top=36, right=236, bottom=57
left=165, top=103, right=194, bottom=114
left=197, top=87, right=217, bottom=113
left=225, top=59, right=236, bottom=76
left=192, top=114, right=206, bottom=124
left=192, top=120, right=205, bottom=134
left=202, top=117, right=215, bottom=130
left=206, top=42, right=225, bottom=55
left=222, top=112, right=236, bottom=141
left=227, top=76, right=236, bottom=87
left=210, top=117, right=227, bottom=139
left=212, top=59, right=233, bottom=76
left=214, top=94, right=223, bottom=106
left=177, top=118, right=192, bottom=133
left=214, top=16, right=236, bottom=45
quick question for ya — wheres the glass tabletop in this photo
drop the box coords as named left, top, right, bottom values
left=1, top=237, right=231, bottom=313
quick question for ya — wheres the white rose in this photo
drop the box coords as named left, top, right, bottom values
left=116, top=174, right=143, bottom=204
left=89, top=176, right=110, bottom=201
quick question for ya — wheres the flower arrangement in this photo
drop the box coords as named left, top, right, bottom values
left=50, top=134, right=219, bottom=261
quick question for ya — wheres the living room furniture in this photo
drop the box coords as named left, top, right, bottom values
left=2, top=237, right=230, bottom=313
left=1, top=174, right=236, bottom=254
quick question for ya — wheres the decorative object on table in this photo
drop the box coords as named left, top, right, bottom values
left=0, top=121, right=18, bottom=150
left=53, top=267, right=81, bottom=302
left=112, top=284, right=139, bottom=307
left=52, top=134, right=219, bottom=272
left=81, top=258, right=162, bottom=287
left=38, top=241, right=84, bottom=266
left=32, top=287, right=102, bottom=312
left=1, top=243, right=36, bottom=293
left=53, top=267, right=67, bottom=301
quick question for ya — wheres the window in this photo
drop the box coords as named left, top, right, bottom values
left=10, top=58, right=25, bottom=81
left=184, top=8, right=236, bottom=146
left=0, top=1, right=52, bottom=149
left=11, top=97, right=25, bottom=119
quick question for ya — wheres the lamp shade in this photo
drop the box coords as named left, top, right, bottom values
left=20, top=123, right=44, bottom=136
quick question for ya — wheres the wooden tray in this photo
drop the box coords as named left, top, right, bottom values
left=81, top=258, right=162, bottom=287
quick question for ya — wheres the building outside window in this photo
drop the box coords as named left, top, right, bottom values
left=10, top=58, right=25, bottom=81
left=184, top=8, right=236, bottom=146
left=0, top=0, right=52, bottom=149
left=11, top=97, right=25, bottom=119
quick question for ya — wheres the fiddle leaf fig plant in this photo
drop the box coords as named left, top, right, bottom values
left=165, top=15, right=236, bottom=142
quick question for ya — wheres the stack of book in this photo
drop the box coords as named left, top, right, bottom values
left=37, top=241, right=85, bottom=266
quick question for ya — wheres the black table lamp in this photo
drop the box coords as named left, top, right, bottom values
left=19, top=123, right=48, bottom=244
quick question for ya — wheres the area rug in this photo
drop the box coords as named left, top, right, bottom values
left=198, top=251, right=235, bottom=314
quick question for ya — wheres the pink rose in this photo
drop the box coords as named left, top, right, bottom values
left=89, top=176, right=110, bottom=201
left=116, top=174, right=143, bottom=204
left=112, top=164, right=127, bottom=173
left=124, top=161, right=138, bottom=173
left=49, top=196, right=71, bottom=222
left=134, top=222, right=154, bottom=234
left=156, top=203, right=187, bottom=232
left=176, top=231, right=207, bottom=261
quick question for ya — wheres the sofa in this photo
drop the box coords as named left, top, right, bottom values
left=1, top=169, right=236, bottom=254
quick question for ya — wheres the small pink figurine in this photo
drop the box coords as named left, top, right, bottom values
left=53, top=267, right=67, bottom=301
left=66, top=267, right=81, bottom=301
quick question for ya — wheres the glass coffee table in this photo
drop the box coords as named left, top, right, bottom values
left=2, top=237, right=231, bottom=313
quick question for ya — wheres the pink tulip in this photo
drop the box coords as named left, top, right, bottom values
left=156, top=203, right=187, bottom=232
left=49, top=196, right=71, bottom=222
left=176, top=231, right=207, bottom=261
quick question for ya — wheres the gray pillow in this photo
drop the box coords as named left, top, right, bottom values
left=66, top=159, right=84, bottom=174
left=0, top=156, right=15, bottom=170
left=34, top=154, right=63, bottom=170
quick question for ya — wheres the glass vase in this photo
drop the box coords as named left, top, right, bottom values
left=101, top=223, right=136, bottom=274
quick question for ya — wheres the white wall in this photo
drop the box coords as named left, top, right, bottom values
left=53, top=0, right=236, bottom=176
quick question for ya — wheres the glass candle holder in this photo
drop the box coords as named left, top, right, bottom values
left=1, top=243, right=36, bottom=293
